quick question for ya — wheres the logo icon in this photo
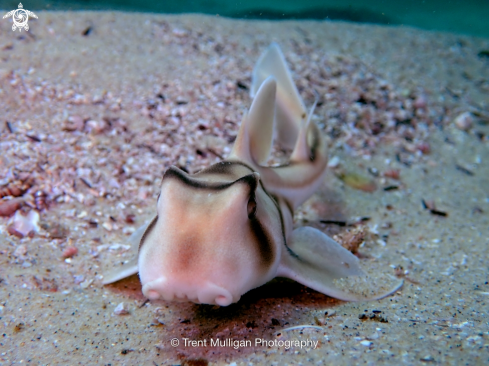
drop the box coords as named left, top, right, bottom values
left=3, top=3, right=38, bottom=32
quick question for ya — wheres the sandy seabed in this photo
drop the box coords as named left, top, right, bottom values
left=0, top=11, right=488, bottom=365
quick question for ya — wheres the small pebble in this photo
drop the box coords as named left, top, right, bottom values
left=417, top=142, right=431, bottom=154
left=383, top=169, right=400, bottom=180
left=64, top=115, right=84, bottom=131
left=102, top=222, right=113, bottom=231
left=80, top=279, right=93, bottom=289
left=327, top=156, right=340, bottom=168
left=454, top=112, right=473, bottom=131
left=13, top=244, right=27, bottom=258
left=0, top=199, right=23, bottom=217
left=172, top=28, right=188, bottom=37
left=324, top=310, right=336, bottom=317
left=367, top=167, right=379, bottom=177
left=73, top=275, right=84, bottom=284
left=360, top=340, right=372, bottom=346
left=46, top=223, right=69, bottom=239
left=413, top=95, right=427, bottom=109
left=62, top=246, right=78, bottom=258
left=336, top=171, right=377, bottom=193
left=114, top=302, right=130, bottom=315
left=125, top=214, right=136, bottom=224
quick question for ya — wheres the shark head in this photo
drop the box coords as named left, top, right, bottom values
left=137, top=164, right=282, bottom=306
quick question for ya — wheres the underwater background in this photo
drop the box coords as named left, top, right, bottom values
left=1, top=0, right=489, bottom=365
left=3, top=0, right=489, bottom=38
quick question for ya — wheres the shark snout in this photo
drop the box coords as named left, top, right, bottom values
left=142, top=277, right=237, bottom=306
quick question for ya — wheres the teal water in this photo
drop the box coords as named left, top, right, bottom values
left=2, top=0, right=489, bottom=38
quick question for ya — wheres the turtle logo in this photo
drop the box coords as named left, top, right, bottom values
left=3, top=3, right=38, bottom=32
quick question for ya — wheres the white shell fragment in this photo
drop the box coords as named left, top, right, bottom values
left=9, top=210, right=40, bottom=237
left=327, top=156, right=341, bottom=168
left=80, top=279, right=93, bottom=289
left=113, top=302, right=129, bottom=315
left=454, top=112, right=473, bottom=131
left=13, top=244, right=27, bottom=258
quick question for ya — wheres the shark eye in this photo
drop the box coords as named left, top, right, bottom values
left=247, top=198, right=257, bottom=219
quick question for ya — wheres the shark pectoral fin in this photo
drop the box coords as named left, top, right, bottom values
left=247, top=76, right=276, bottom=164
left=252, top=42, right=307, bottom=149
left=128, top=216, right=156, bottom=247
left=278, top=227, right=403, bottom=301
left=102, top=216, right=156, bottom=285
left=102, top=256, right=139, bottom=285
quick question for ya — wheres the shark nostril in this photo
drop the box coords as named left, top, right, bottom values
left=146, top=290, right=160, bottom=300
left=195, top=282, right=234, bottom=306
left=215, top=294, right=232, bottom=306
left=142, top=277, right=168, bottom=301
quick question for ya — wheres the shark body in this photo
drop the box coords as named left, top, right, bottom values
left=103, top=43, right=403, bottom=306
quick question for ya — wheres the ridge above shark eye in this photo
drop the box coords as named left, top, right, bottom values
left=247, top=198, right=257, bottom=219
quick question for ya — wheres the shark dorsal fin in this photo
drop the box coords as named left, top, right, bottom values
left=290, top=96, right=318, bottom=162
left=252, top=43, right=307, bottom=150
left=247, top=77, right=276, bottom=164
left=230, top=77, right=277, bottom=165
